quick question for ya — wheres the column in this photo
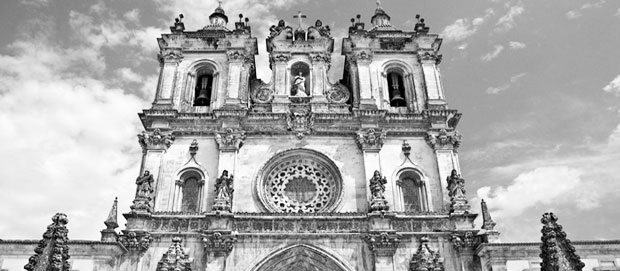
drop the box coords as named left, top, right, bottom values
left=355, top=51, right=376, bottom=108
left=355, top=128, right=387, bottom=210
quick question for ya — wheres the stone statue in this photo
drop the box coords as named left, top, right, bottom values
left=136, top=170, right=154, bottom=198
left=369, top=170, right=387, bottom=200
left=292, top=72, right=307, bottom=97
left=215, top=170, right=234, bottom=200
left=269, top=19, right=292, bottom=40
left=446, top=169, right=465, bottom=199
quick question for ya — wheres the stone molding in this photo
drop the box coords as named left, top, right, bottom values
left=214, top=128, right=246, bottom=151
left=365, top=232, right=401, bottom=257
left=158, top=49, right=184, bottom=64
left=355, top=128, right=386, bottom=151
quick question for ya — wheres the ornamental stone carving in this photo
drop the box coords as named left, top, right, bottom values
left=257, top=149, right=343, bottom=213
left=119, top=231, right=152, bottom=252
left=157, top=237, right=192, bottom=271
left=446, top=169, right=469, bottom=215
left=214, top=128, right=246, bottom=151
left=325, top=82, right=350, bottom=104
left=158, top=49, right=183, bottom=63
left=270, top=54, right=291, bottom=64
left=354, top=51, right=373, bottom=63
left=365, top=232, right=401, bottom=257
left=451, top=231, right=478, bottom=253
left=212, top=170, right=234, bottom=212
left=540, top=213, right=585, bottom=271
left=286, top=110, right=314, bottom=139
left=355, top=128, right=386, bottom=151
left=138, top=129, right=175, bottom=152
left=251, top=82, right=274, bottom=104
left=425, top=129, right=461, bottom=151
left=131, top=170, right=155, bottom=214
left=202, top=232, right=237, bottom=255
left=310, top=53, right=331, bottom=64
left=410, top=237, right=444, bottom=271
left=369, top=170, right=389, bottom=212
left=227, top=50, right=246, bottom=62
left=24, top=213, right=70, bottom=271
left=189, top=139, right=198, bottom=156
left=419, top=51, right=442, bottom=64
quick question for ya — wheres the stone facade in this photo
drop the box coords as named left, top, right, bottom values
left=1, top=3, right=619, bottom=271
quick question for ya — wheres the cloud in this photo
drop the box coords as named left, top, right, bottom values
left=124, top=9, right=141, bottom=24
left=509, top=41, right=526, bottom=49
left=486, top=72, right=525, bottom=94
left=440, top=8, right=494, bottom=42
left=495, top=4, right=524, bottom=32
left=481, top=45, right=505, bottom=62
left=603, top=74, right=620, bottom=96
left=567, top=0, right=606, bottom=19
left=476, top=166, right=595, bottom=220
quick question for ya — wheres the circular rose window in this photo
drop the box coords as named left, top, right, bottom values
left=256, top=149, right=343, bottom=213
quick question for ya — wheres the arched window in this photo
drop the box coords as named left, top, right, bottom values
left=173, top=170, right=205, bottom=212
left=396, top=170, right=428, bottom=212
left=387, top=71, right=406, bottom=107
left=194, top=70, right=214, bottom=106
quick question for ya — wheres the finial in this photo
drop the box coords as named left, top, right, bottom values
left=376, top=0, right=382, bottom=7
left=245, top=17, right=249, bottom=23
left=24, top=213, right=70, bottom=271
left=179, top=14, right=184, bottom=21
left=104, top=197, right=119, bottom=230
left=480, top=199, right=496, bottom=230
left=218, top=0, right=223, bottom=7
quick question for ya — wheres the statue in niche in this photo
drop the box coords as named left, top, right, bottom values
left=136, top=170, right=154, bottom=198
left=292, top=72, right=308, bottom=97
left=215, top=170, right=234, bottom=200
left=369, top=170, right=387, bottom=200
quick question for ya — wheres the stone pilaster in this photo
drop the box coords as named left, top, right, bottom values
left=452, top=231, right=481, bottom=271
left=356, top=128, right=386, bottom=208
left=271, top=53, right=292, bottom=112
left=224, top=50, right=246, bottom=107
left=420, top=51, right=446, bottom=109
left=155, top=49, right=183, bottom=107
left=215, top=128, right=245, bottom=212
left=426, top=129, right=461, bottom=206
left=353, top=51, right=376, bottom=109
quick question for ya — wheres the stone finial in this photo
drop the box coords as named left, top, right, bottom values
left=24, top=213, right=71, bottom=271
left=402, top=140, right=411, bottom=157
left=425, top=129, right=461, bottom=151
left=409, top=237, right=444, bottom=271
left=364, top=232, right=400, bottom=257
left=480, top=199, right=496, bottom=230
left=368, top=170, right=389, bottom=212
left=101, top=197, right=119, bottom=242
left=157, top=237, right=192, bottom=271
left=540, top=213, right=585, bottom=271
left=446, top=169, right=470, bottom=215
left=104, top=197, right=119, bottom=230
left=119, top=231, right=152, bottom=252
left=189, top=139, right=199, bottom=156
left=355, top=128, right=386, bottom=151
left=202, top=232, right=237, bottom=256
left=214, top=128, right=246, bottom=151
left=138, top=129, right=175, bottom=152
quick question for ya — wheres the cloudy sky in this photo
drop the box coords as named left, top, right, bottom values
left=1, top=0, right=619, bottom=243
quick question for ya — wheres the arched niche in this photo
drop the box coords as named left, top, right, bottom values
left=391, top=167, right=433, bottom=212
left=250, top=244, right=353, bottom=271
left=289, top=61, right=311, bottom=97
left=183, top=60, right=221, bottom=111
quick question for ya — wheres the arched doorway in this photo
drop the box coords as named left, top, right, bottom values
left=252, top=244, right=351, bottom=271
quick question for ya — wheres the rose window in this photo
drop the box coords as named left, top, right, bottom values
left=257, top=149, right=343, bottom=213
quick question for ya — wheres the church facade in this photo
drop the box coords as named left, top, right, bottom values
left=1, top=3, right=620, bottom=271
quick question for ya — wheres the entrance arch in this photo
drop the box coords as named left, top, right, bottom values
left=251, top=244, right=353, bottom=271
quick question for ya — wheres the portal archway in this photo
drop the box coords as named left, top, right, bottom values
left=251, top=244, right=352, bottom=271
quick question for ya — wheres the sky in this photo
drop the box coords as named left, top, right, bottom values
left=0, top=0, right=619, bottom=243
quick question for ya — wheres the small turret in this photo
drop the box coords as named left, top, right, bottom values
left=370, top=0, right=391, bottom=28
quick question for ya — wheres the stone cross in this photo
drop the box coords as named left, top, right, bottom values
left=293, top=11, right=307, bottom=29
